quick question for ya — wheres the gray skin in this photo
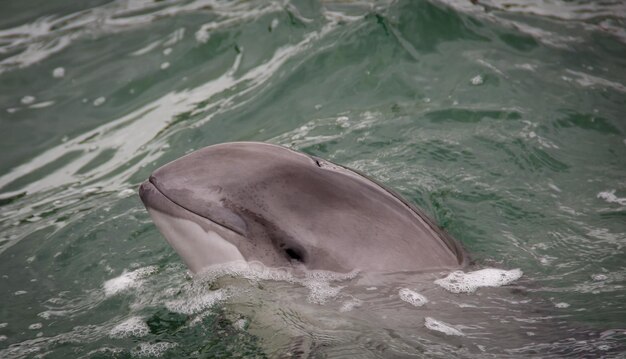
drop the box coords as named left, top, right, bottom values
left=138, top=142, right=468, bottom=274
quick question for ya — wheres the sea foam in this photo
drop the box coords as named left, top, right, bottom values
left=110, top=317, right=149, bottom=338
left=424, top=317, right=464, bottom=336
left=434, top=268, right=523, bottom=294
left=132, top=342, right=176, bottom=357
left=165, top=290, right=228, bottom=315
left=196, top=261, right=357, bottom=305
left=103, top=266, right=157, bottom=297
left=398, top=288, right=428, bottom=307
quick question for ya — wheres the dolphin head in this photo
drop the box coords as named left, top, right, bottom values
left=139, top=142, right=467, bottom=274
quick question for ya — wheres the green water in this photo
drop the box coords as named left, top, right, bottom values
left=1, top=0, right=625, bottom=357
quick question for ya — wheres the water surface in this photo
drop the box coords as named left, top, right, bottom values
left=1, top=0, right=625, bottom=357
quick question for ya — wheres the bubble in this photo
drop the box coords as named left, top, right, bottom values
left=470, top=75, right=483, bottom=85
left=132, top=342, right=176, bottom=357
left=196, top=261, right=356, bottom=305
left=434, top=268, right=523, bottom=294
left=555, top=302, right=570, bottom=308
left=591, top=274, right=608, bottom=281
left=165, top=290, right=228, bottom=315
left=339, top=298, right=362, bottom=312
left=336, top=116, right=350, bottom=128
left=195, top=29, right=210, bottom=44
left=233, top=318, right=248, bottom=330
left=303, top=279, right=342, bottom=304
left=28, top=323, right=43, bottom=330
left=110, top=317, right=149, bottom=338
left=93, top=97, right=106, bottom=106
left=163, top=48, right=172, bottom=56
left=21, top=96, right=35, bottom=105
left=160, top=62, right=170, bottom=70
left=52, top=67, right=65, bottom=78
left=424, top=317, right=464, bottom=336
left=398, top=288, right=428, bottom=307
left=269, top=18, right=279, bottom=31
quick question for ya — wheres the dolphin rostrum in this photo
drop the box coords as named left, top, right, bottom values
left=139, top=142, right=467, bottom=274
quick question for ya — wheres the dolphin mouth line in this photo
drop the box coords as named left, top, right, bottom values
left=146, top=176, right=246, bottom=237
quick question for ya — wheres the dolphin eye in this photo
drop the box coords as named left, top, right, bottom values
left=285, top=248, right=303, bottom=262
left=281, top=245, right=304, bottom=262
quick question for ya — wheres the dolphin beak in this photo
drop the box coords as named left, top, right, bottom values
left=138, top=179, right=155, bottom=208
left=138, top=177, right=167, bottom=212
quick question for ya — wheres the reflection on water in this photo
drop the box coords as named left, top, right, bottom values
left=0, top=0, right=625, bottom=357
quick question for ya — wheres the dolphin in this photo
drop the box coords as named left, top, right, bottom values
left=138, top=142, right=467, bottom=274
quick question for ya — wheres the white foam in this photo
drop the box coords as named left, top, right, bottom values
left=303, top=279, right=342, bottom=304
left=339, top=298, right=362, bottom=312
left=597, top=190, right=626, bottom=206
left=470, top=75, right=484, bottom=85
left=0, top=335, right=6, bottom=341
left=117, top=188, right=135, bottom=197
left=424, top=317, right=464, bottom=336
left=52, top=67, right=65, bottom=78
left=165, top=290, right=228, bottom=315
left=555, top=302, right=570, bottom=308
left=132, top=342, right=176, bottom=357
left=93, top=97, right=106, bottom=106
left=21, top=96, right=35, bottom=105
left=591, top=274, right=608, bottom=281
left=270, top=18, right=279, bottom=31
left=160, top=62, right=170, bottom=70
left=110, top=317, right=149, bottom=338
left=29, top=101, right=55, bottom=109
left=0, top=323, right=7, bottom=328
left=103, top=266, right=157, bottom=297
left=14, top=290, right=27, bottom=295
left=398, top=288, right=428, bottom=307
left=434, top=268, right=523, bottom=294
left=28, top=323, right=42, bottom=330
left=196, top=261, right=357, bottom=305
left=233, top=318, right=248, bottom=330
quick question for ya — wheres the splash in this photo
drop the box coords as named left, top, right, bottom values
left=103, top=266, right=157, bottom=297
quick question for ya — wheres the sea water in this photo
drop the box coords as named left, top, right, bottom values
left=1, top=0, right=625, bottom=357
